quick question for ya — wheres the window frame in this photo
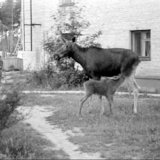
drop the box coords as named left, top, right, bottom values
left=131, top=30, right=151, bottom=61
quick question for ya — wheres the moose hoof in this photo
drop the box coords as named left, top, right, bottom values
left=132, top=104, right=138, bottom=114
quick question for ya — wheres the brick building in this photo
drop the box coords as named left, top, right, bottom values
left=21, top=0, right=160, bottom=81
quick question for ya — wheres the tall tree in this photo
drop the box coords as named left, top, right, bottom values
left=0, top=0, right=21, bottom=30
left=44, top=3, right=102, bottom=70
left=0, top=0, right=21, bottom=53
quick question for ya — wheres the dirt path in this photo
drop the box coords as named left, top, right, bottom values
left=18, top=105, right=102, bottom=159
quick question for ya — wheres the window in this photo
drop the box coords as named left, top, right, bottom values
left=59, top=0, right=75, bottom=7
left=131, top=30, right=151, bottom=60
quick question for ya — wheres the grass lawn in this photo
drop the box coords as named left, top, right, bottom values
left=22, top=93, right=160, bottom=159
left=0, top=122, right=68, bottom=159
left=2, top=71, right=160, bottom=158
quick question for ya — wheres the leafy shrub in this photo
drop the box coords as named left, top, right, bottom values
left=28, top=64, right=55, bottom=88
left=0, top=90, right=21, bottom=132
left=48, top=69, right=88, bottom=89
left=31, top=70, right=48, bottom=87
left=29, top=65, right=88, bottom=89
left=0, top=89, right=57, bottom=159
left=0, top=134, right=36, bottom=159
left=0, top=90, right=21, bottom=158
left=0, top=124, right=57, bottom=159
left=59, top=68, right=88, bottom=88
left=48, top=72, right=66, bottom=89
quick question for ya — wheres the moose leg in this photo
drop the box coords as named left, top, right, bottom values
left=130, top=73, right=140, bottom=113
left=107, top=95, right=114, bottom=114
left=133, top=87, right=138, bottom=113
left=133, top=78, right=141, bottom=90
left=79, top=94, right=91, bottom=117
left=130, top=69, right=141, bottom=91
left=125, top=78, right=133, bottom=98
left=127, top=75, right=139, bottom=114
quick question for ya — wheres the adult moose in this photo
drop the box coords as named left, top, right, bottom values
left=54, top=36, right=141, bottom=114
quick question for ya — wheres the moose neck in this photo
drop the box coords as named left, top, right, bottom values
left=71, top=44, right=87, bottom=68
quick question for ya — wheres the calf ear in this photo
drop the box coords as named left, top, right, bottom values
left=72, top=37, right=76, bottom=43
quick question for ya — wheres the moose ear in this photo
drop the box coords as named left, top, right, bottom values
left=72, top=37, right=76, bottom=43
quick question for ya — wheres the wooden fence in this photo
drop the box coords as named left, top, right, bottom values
left=3, top=57, right=23, bottom=71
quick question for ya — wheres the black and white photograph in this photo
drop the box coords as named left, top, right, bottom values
left=0, top=0, right=160, bottom=159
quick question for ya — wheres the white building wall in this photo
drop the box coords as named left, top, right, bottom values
left=22, top=0, right=160, bottom=78
left=79, top=0, right=160, bottom=78
left=22, top=0, right=59, bottom=70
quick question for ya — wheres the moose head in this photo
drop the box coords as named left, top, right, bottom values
left=54, top=36, right=76, bottom=61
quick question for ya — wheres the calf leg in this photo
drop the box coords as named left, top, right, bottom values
left=88, top=95, right=93, bottom=113
left=79, top=93, right=91, bottom=117
left=99, top=96, right=104, bottom=117
left=100, top=95, right=114, bottom=116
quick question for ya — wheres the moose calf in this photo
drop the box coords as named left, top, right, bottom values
left=79, top=75, right=126, bottom=117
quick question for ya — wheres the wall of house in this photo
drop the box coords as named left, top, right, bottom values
left=79, top=0, right=160, bottom=78
left=22, top=0, right=160, bottom=78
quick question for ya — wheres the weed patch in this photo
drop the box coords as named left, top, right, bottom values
left=0, top=123, right=65, bottom=159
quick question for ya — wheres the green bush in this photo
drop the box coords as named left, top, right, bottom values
left=60, top=68, right=88, bottom=88
left=0, top=133, right=36, bottom=159
left=28, top=65, right=55, bottom=88
left=0, top=124, right=58, bottom=159
left=30, top=66, right=88, bottom=89
left=28, top=64, right=88, bottom=89
left=32, top=70, right=48, bottom=87
left=0, top=90, right=21, bottom=158
left=0, top=90, right=21, bottom=132
left=0, top=89, right=57, bottom=159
